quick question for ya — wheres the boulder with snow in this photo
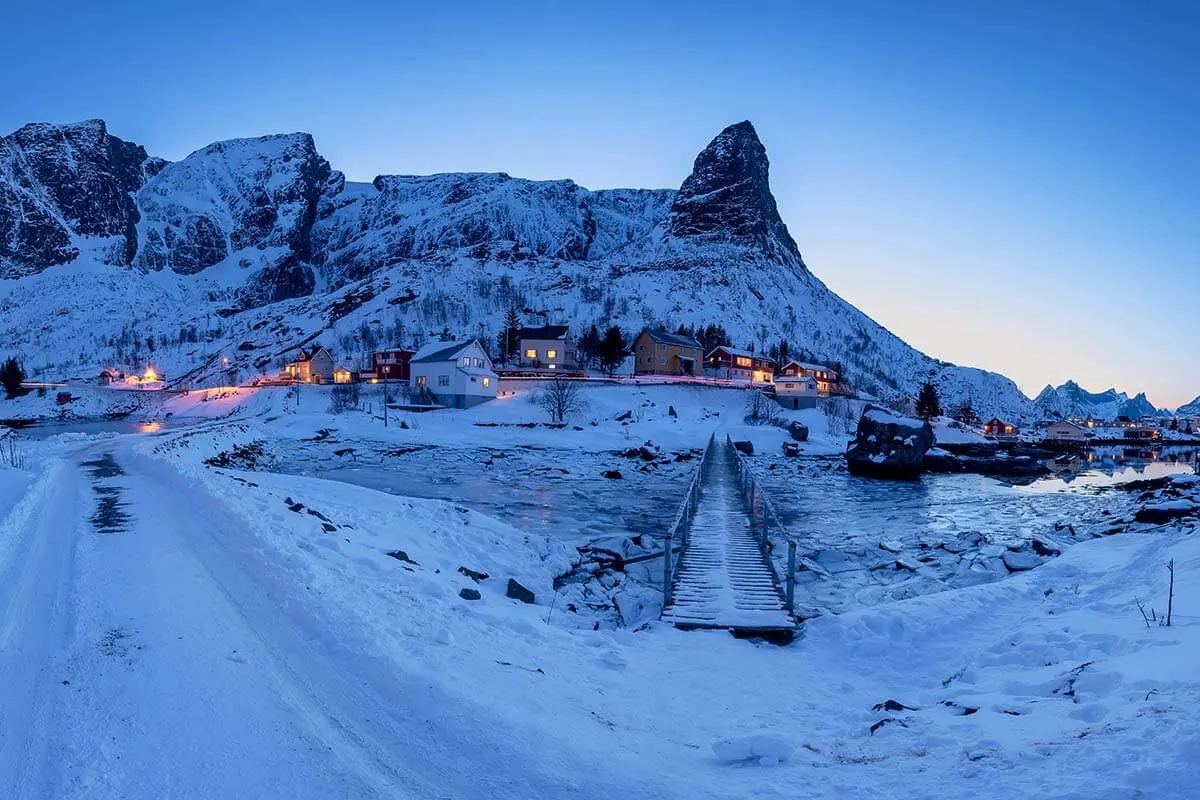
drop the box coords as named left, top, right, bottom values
left=845, top=405, right=934, bottom=481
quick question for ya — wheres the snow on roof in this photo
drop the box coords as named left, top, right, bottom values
left=411, top=339, right=479, bottom=364
left=640, top=329, right=702, bottom=349
left=516, top=325, right=568, bottom=341
left=783, top=360, right=836, bottom=375
left=707, top=346, right=775, bottom=363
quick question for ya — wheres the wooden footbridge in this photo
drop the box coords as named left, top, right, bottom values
left=660, top=434, right=797, bottom=637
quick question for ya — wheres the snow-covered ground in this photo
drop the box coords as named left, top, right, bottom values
left=2, top=384, right=1199, bottom=798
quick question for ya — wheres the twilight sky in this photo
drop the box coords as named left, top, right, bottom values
left=3, top=1, right=1197, bottom=407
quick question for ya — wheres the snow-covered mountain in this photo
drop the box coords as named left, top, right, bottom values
left=1034, top=380, right=1162, bottom=421
left=0, top=118, right=1035, bottom=419
left=1178, top=395, right=1200, bottom=417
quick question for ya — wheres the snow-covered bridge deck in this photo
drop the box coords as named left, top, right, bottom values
left=660, top=436, right=795, bottom=635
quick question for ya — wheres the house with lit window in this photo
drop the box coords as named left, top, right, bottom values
left=409, top=339, right=498, bottom=408
left=774, top=376, right=818, bottom=409
left=633, top=329, right=703, bottom=376
left=983, top=417, right=1019, bottom=438
left=704, top=346, right=775, bottom=384
left=359, top=349, right=414, bottom=382
left=778, top=360, right=839, bottom=395
left=283, top=346, right=335, bottom=384
left=516, top=325, right=569, bottom=370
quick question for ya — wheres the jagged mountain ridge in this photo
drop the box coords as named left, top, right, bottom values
left=0, top=118, right=1036, bottom=419
left=1035, top=380, right=1162, bottom=421
left=1178, top=395, right=1200, bottom=417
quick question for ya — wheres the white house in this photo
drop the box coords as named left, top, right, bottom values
left=774, top=376, right=818, bottom=410
left=1044, top=420, right=1089, bottom=443
left=409, top=339, right=498, bottom=408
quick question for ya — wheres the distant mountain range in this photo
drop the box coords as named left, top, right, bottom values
left=1034, top=380, right=1165, bottom=421
left=0, top=117, right=1181, bottom=421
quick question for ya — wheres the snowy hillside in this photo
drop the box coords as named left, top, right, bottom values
left=1, top=118, right=1035, bottom=419
left=1035, top=380, right=1162, bottom=421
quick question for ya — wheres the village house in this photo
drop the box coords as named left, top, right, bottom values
left=983, top=417, right=1019, bottom=438
left=359, top=349, right=414, bottom=382
left=774, top=375, right=819, bottom=410
left=778, top=360, right=839, bottom=395
left=283, top=346, right=335, bottom=384
left=1126, top=426, right=1163, bottom=442
left=409, top=339, right=498, bottom=408
left=1044, top=420, right=1089, bottom=443
left=633, top=329, right=703, bottom=376
left=516, top=325, right=570, bottom=370
left=704, top=346, right=774, bottom=384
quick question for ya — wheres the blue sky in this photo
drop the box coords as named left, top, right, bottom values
left=3, top=0, right=1197, bottom=407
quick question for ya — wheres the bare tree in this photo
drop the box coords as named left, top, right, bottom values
left=537, top=376, right=584, bottom=423
left=743, top=390, right=781, bottom=426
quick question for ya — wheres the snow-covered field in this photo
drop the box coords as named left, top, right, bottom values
left=1, top=383, right=1198, bottom=798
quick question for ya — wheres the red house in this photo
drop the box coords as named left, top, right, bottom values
left=983, top=418, right=1019, bottom=438
left=704, top=346, right=775, bottom=384
left=360, top=349, right=414, bottom=382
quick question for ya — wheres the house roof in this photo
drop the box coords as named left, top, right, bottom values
left=294, top=345, right=331, bottom=363
left=707, top=346, right=775, bottom=364
left=640, top=329, right=702, bottom=349
left=411, top=339, right=481, bottom=364
left=516, top=325, right=568, bottom=341
left=782, top=359, right=836, bottom=375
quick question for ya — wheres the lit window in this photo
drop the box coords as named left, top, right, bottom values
left=525, top=349, right=537, bottom=359
left=547, top=349, right=558, bottom=359
left=439, top=375, right=450, bottom=387
left=482, top=377, right=491, bottom=388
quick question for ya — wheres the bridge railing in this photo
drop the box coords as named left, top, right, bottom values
left=662, top=432, right=716, bottom=606
left=726, top=435, right=797, bottom=616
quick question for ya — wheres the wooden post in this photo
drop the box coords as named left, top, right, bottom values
left=663, top=531, right=673, bottom=606
left=786, top=541, right=796, bottom=613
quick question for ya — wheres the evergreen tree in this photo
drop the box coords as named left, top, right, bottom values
left=575, top=324, right=601, bottom=370
left=597, top=327, right=629, bottom=375
left=0, top=357, right=25, bottom=399
left=496, top=306, right=522, bottom=363
left=916, top=381, right=943, bottom=420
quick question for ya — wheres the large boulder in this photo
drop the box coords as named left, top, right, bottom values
left=846, top=406, right=934, bottom=481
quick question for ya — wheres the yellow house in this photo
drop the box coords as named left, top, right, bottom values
left=633, top=329, right=703, bottom=376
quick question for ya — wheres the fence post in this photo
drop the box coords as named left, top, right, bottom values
left=663, top=531, right=673, bottom=606
left=786, top=540, right=796, bottom=614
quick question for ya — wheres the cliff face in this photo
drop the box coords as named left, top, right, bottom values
left=0, top=119, right=158, bottom=277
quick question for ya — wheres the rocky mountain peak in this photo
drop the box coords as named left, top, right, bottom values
left=0, top=118, right=155, bottom=275
left=668, top=120, right=803, bottom=265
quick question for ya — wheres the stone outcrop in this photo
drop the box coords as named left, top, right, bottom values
left=845, top=406, right=934, bottom=481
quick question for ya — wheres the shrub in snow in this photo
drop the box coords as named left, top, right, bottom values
left=328, top=383, right=360, bottom=414
left=712, top=734, right=794, bottom=766
left=743, top=390, right=780, bottom=426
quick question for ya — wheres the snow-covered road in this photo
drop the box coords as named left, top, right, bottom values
left=0, top=442, right=651, bottom=800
